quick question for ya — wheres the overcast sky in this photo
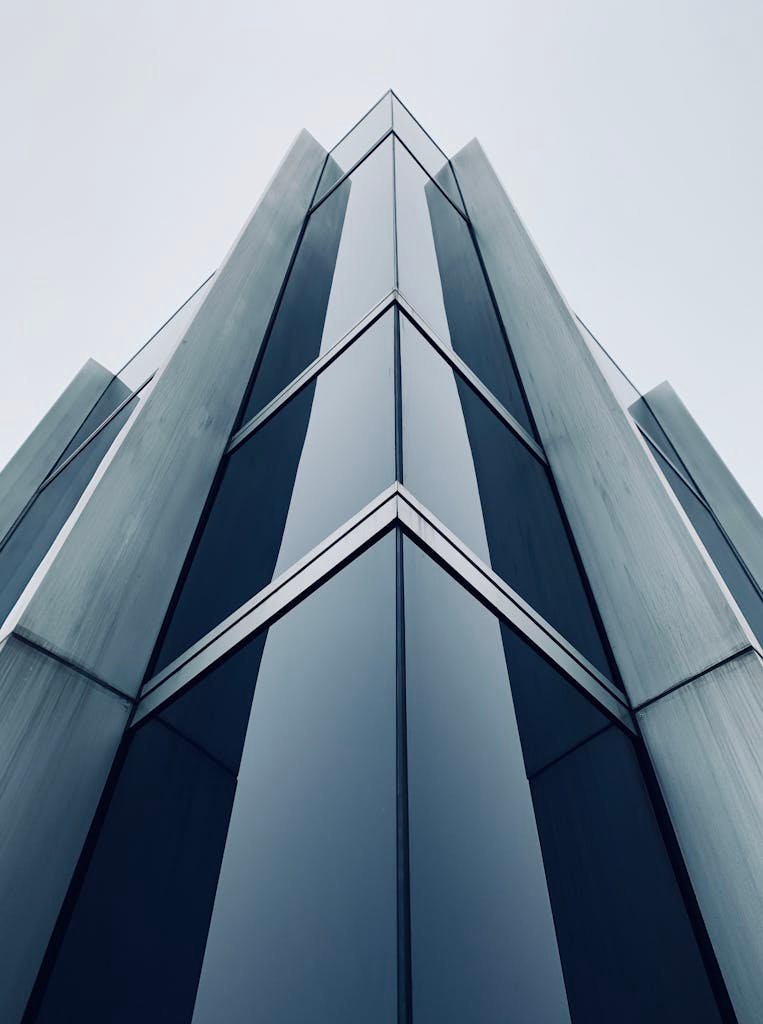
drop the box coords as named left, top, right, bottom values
left=2, top=2, right=761, bottom=508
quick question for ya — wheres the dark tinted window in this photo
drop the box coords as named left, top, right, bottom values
left=33, top=633, right=268, bottom=1024
left=316, top=136, right=395, bottom=350
left=153, top=312, right=395, bottom=672
left=403, top=540, right=723, bottom=1023
left=426, top=182, right=534, bottom=435
left=502, top=628, right=723, bottom=1023
left=404, top=539, right=572, bottom=1023
left=239, top=176, right=350, bottom=424
left=190, top=535, right=397, bottom=1023
left=35, top=537, right=397, bottom=1024
left=402, top=321, right=613, bottom=680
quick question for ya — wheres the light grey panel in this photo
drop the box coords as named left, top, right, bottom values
left=15, top=130, right=327, bottom=695
left=638, top=649, right=763, bottom=1024
left=0, top=634, right=130, bottom=1023
left=452, top=139, right=751, bottom=705
left=0, top=359, right=113, bottom=541
left=640, top=380, right=763, bottom=588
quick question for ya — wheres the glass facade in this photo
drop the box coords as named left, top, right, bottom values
left=8, top=93, right=744, bottom=1024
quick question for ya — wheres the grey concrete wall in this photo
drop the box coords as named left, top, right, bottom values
left=0, top=129, right=327, bottom=1023
left=640, top=380, right=763, bottom=588
left=0, top=359, right=114, bottom=542
left=453, top=137, right=763, bottom=1022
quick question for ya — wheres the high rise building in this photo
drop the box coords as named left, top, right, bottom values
left=1, top=92, right=762, bottom=1023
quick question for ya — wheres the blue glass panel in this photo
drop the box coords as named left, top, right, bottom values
left=394, top=139, right=451, bottom=341
left=32, top=634, right=268, bottom=1024
left=401, top=321, right=613, bottom=680
left=314, top=92, right=392, bottom=202
left=239, top=177, right=350, bottom=424
left=403, top=539, right=572, bottom=1023
left=391, top=96, right=464, bottom=212
left=502, top=627, right=723, bottom=1023
left=425, top=178, right=535, bottom=436
left=647, top=440, right=763, bottom=646
left=317, top=137, right=394, bottom=351
left=190, top=535, right=397, bottom=1023
left=403, top=540, right=723, bottom=1023
left=34, top=538, right=397, bottom=1024
left=153, top=312, right=395, bottom=673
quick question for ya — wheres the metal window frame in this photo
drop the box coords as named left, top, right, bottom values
left=229, top=290, right=544, bottom=466
left=311, top=128, right=468, bottom=223
left=135, top=482, right=633, bottom=733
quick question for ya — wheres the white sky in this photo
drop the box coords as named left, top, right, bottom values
left=2, top=2, right=761, bottom=508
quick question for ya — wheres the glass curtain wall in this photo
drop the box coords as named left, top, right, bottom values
left=26, top=97, right=731, bottom=1024
left=150, top=103, right=615, bottom=686
left=29, top=531, right=726, bottom=1023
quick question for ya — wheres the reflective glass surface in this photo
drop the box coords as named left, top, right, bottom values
left=239, top=176, right=350, bottom=423
left=648, top=440, right=763, bottom=644
left=191, top=535, right=397, bottom=1023
left=501, top=626, right=723, bottom=1023
left=314, top=136, right=395, bottom=351
left=404, top=539, right=572, bottom=1023
left=153, top=312, right=395, bottom=673
left=0, top=397, right=138, bottom=623
left=33, top=537, right=397, bottom=1024
left=401, top=320, right=613, bottom=680
left=32, top=636, right=267, bottom=1024
left=314, top=92, right=392, bottom=202
left=424, top=183, right=535, bottom=435
left=391, top=95, right=464, bottom=212
left=404, top=540, right=723, bottom=1023
left=393, top=139, right=451, bottom=341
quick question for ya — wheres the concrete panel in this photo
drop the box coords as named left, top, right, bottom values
left=451, top=139, right=752, bottom=706
left=0, top=635, right=130, bottom=1023
left=0, top=359, right=113, bottom=542
left=640, top=380, right=763, bottom=588
left=15, top=130, right=327, bottom=695
left=453, top=138, right=763, bottom=1021
left=638, top=650, right=763, bottom=1024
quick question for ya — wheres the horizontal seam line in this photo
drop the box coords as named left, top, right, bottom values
left=634, top=645, right=757, bottom=713
left=10, top=631, right=135, bottom=704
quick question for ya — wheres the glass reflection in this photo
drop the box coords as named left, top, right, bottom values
left=404, top=539, right=572, bottom=1023
left=404, top=540, right=724, bottom=1023
left=425, top=179, right=535, bottom=435
left=33, top=537, right=397, bottom=1024
left=240, top=176, right=350, bottom=424
left=152, top=312, right=395, bottom=673
left=391, top=95, right=463, bottom=212
left=191, top=535, right=397, bottom=1024
left=393, top=139, right=451, bottom=342
left=316, top=136, right=395, bottom=351
left=314, top=92, right=393, bottom=202
left=401, top=320, right=613, bottom=680
left=32, top=634, right=268, bottom=1024
left=501, top=627, right=723, bottom=1023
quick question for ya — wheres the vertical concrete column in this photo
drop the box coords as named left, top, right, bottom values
left=453, top=139, right=763, bottom=1022
left=637, top=380, right=763, bottom=588
left=0, top=359, right=114, bottom=542
left=0, top=129, right=327, bottom=1023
